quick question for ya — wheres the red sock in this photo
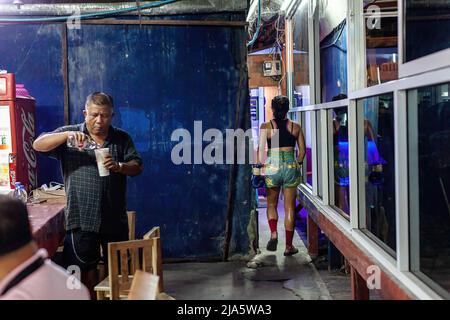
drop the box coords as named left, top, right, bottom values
left=268, top=219, right=278, bottom=235
left=286, top=230, right=294, bottom=248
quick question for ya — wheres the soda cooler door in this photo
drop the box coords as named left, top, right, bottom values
left=13, top=98, right=38, bottom=190
left=0, top=102, right=13, bottom=194
left=0, top=73, right=37, bottom=192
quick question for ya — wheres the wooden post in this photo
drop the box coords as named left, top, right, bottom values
left=307, top=213, right=319, bottom=258
left=351, top=266, right=369, bottom=300
left=61, top=24, right=69, bottom=125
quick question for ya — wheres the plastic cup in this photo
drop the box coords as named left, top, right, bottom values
left=94, top=148, right=110, bottom=177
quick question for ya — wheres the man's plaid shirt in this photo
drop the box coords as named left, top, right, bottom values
left=43, top=123, right=142, bottom=233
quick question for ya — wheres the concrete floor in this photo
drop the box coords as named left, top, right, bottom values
left=163, top=199, right=353, bottom=300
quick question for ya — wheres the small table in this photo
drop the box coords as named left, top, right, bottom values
left=28, top=199, right=66, bottom=257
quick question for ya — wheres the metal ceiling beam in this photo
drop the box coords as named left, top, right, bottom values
left=0, top=0, right=248, bottom=16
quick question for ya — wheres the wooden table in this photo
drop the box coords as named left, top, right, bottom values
left=28, top=199, right=66, bottom=257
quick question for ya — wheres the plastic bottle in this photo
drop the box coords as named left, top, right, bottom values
left=13, top=182, right=28, bottom=204
left=0, top=132, right=7, bottom=149
left=67, top=134, right=99, bottom=150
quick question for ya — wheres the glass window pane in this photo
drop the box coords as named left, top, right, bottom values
left=409, top=82, right=450, bottom=294
left=317, top=111, right=323, bottom=198
left=319, top=0, right=348, bottom=102
left=292, top=1, right=311, bottom=107
left=405, top=0, right=450, bottom=62
left=331, top=106, right=350, bottom=216
left=303, top=111, right=314, bottom=187
left=359, top=94, right=396, bottom=253
left=365, top=1, right=398, bottom=86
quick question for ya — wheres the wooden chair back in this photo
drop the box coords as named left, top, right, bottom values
left=143, top=226, right=164, bottom=293
left=107, top=237, right=160, bottom=300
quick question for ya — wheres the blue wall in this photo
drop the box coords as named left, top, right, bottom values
left=0, top=16, right=251, bottom=259
left=0, top=24, right=64, bottom=185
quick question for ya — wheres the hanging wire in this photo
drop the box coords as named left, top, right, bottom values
left=0, top=0, right=179, bottom=23
left=247, top=0, right=261, bottom=47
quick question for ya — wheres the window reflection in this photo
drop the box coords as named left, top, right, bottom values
left=292, top=1, right=310, bottom=107
left=405, top=0, right=450, bottom=62
left=365, top=1, right=398, bottom=86
left=332, top=106, right=350, bottom=216
left=303, top=112, right=313, bottom=187
left=319, top=0, right=348, bottom=102
left=409, top=82, right=450, bottom=294
left=360, top=94, right=396, bottom=253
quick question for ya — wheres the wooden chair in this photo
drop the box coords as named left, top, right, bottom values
left=156, top=292, right=176, bottom=300
left=128, top=270, right=159, bottom=300
left=127, top=211, right=136, bottom=240
left=94, top=236, right=161, bottom=300
left=128, top=270, right=175, bottom=300
left=97, top=210, right=137, bottom=281
left=143, top=226, right=164, bottom=293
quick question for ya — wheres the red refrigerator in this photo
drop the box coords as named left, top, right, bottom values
left=0, top=73, right=37, bottom=194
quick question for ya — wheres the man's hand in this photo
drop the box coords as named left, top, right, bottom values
left=67, top=131, right=89, bottom=151
left=103, top=154, right=121, bottom=173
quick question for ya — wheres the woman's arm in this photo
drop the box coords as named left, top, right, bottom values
left=296, top=124, right=306, bottom=163
left=257, top=123, right=268, bottom=165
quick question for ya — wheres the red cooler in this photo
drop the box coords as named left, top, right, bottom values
left=0, top=73, right=37, bottom=194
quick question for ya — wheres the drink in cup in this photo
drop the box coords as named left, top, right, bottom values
left=94, top=148, right=110, bottom=177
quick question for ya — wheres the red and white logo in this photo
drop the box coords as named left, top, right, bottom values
left=20, top=107, right=37, bottom=188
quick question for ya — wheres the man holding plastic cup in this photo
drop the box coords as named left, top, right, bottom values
left=33, top=92, right=143, bottom=298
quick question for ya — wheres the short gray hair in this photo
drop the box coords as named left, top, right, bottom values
left=85, top=92, right=114, bottom=109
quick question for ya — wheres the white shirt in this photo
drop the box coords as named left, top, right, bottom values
left=0, top=249, right=90, bottom=300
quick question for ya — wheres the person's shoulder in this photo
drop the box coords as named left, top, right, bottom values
left=0, top=289, right=32, bottom=300
left=1, top=260, right=90, bottom=300
left=54, top=123, right=82, bottom=132
left=112, top=127, right=134, bottom=141
left=289, top=120, right=302, bottom=137
left=290, top=120, right=301, bottom=129
left=112, top=127, right=131, bottom=137
left=260, top=121, right=271, bottom=129
left=42, top=260, right=90, bottom=299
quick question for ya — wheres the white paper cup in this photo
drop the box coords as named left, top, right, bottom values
left=94, top=148, right=110, bottom=177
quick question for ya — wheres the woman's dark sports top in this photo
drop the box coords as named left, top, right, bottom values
left=267, top=119, right=297, bottom=149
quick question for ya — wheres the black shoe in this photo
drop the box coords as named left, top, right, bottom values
left=266, top=238, right=278, bottom=251
left=284, top=247, right=299, bottom=256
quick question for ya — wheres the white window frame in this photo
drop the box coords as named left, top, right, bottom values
left=313, top=109, right=324, bottom=199
left=300, top=111, right=316, bottom=190
left=287, top=0, right=319, bottom=192
left=347, top=0, right=366, bottom=92
left=349, top=67, right=450, bottom=299
left=395, top=89, right=408, bottom=270
left=286, top=18, right=294, bottom=107
left=284, top=0, right=450, bottom=299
